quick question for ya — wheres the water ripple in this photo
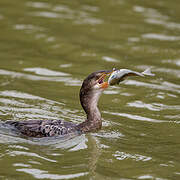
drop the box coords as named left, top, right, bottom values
left=24, top=67, right=70, bottom=76
left=94, top=131, right=124, bottom=139
left=102, top=56, right=119, bottom=62
left=128, top=100, right=180, bottom=112
left=0, top=98, right=31, bottom=107
left=162, top=59, right=180, bottom=67
left=0, top=89, right=84, bottom=124
left=133, top=5, right=180, bottom=33
left=127, top=100, right=161, bottom=111
left=125, top=80, right=180, bottom=94
left=26, top=2, right=50, bottom=9
left=155, top=67, right=180, bottom=78
left=145, top=18, right=180, bottom=30
left=0, top=69, right=81, bottom=86
left=16, top=168, right=88, bottom=180
left=133, top=5, right=169, bottom=20
left=142, top=33, right=180, bottom=41
left=32, top=11, right=62, bottom=19
left=114, top=151, right=152, bottom=162
left=8, top=151, right=57, bottom=162
left=0, top=90, right=44, bottom=100
left=104, top=111, right=165, bottom=123
left=13, top=163, right=31, bottom=168
left=14, top=24, right=44, bottom=32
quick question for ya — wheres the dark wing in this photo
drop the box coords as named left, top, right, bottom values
left=6, top=119, right=77, bottom=137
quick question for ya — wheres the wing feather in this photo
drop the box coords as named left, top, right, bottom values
left=6, top=119, right=77, bottom=137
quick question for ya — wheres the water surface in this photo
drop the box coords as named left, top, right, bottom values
left=0, top=0, right=180, bottom=179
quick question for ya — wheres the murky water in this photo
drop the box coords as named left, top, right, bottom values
left=0, top=0, right=180, bottom=179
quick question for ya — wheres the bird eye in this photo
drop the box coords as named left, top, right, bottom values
left=98, top=79, right=103, bottom=84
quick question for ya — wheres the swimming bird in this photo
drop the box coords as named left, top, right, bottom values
left=5, top=70, right=113, bottom=138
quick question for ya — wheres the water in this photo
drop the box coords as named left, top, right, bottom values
left=0, top=0, right=180, bottom=179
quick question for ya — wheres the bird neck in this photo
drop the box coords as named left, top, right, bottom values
left=77, top=89, right=103, bottom=133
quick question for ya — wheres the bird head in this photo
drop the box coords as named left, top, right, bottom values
left=81, top=70, right=113, bottom=93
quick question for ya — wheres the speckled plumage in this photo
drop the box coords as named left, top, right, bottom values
left=6, top=119, right=79, bottom=137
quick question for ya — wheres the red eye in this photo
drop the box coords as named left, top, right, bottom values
left=98, top=79, right=103, bottom=84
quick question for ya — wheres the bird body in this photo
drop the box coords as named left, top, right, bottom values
left=6, top=70, right=113, bottom=137
left=5, top=68, right=154, bottom=138
left=6, top=119, right=79, bottom=138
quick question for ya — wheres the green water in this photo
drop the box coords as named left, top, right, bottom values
left=0, top=0, right=180, bottom=179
